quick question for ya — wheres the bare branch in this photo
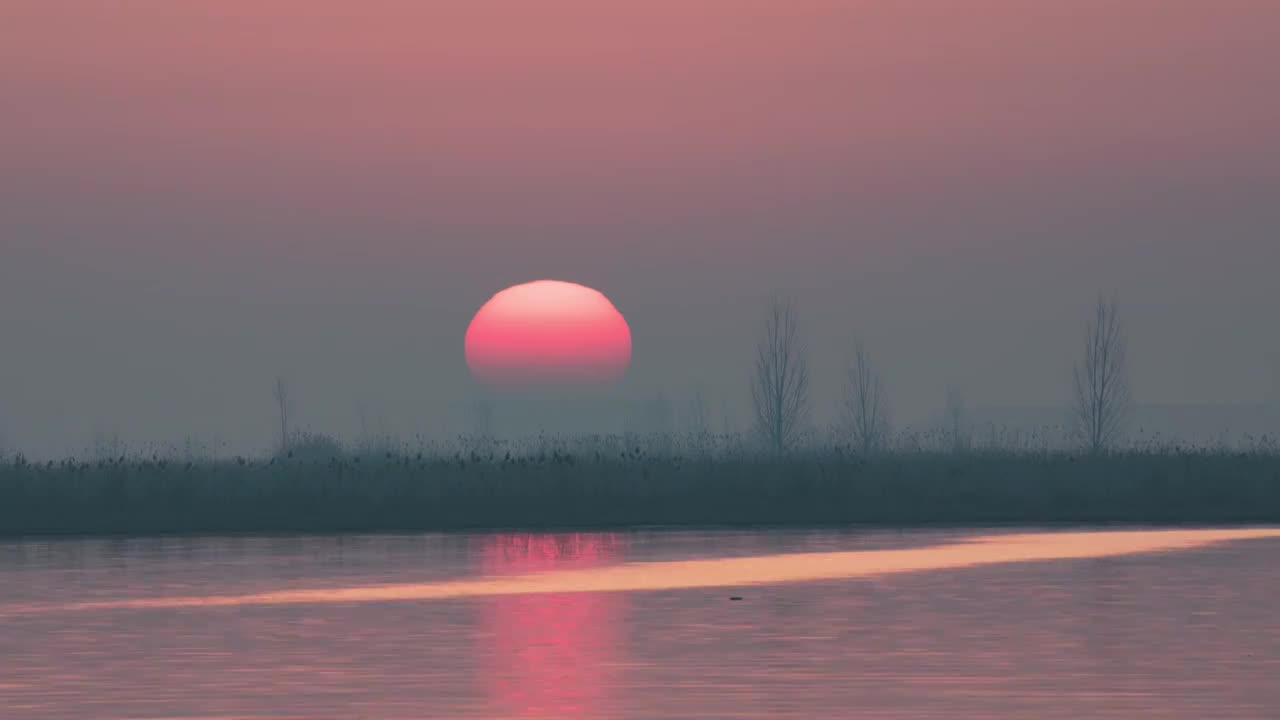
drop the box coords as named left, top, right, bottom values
left=750, top=296, right=811, bottom=453
left=273, top=376, right=291, bottom=453
left=842, top=342, right=891, bottom=453
left=1072, top=296, right=1131, bottom=453
left=945, top=386, right=970, bottom=452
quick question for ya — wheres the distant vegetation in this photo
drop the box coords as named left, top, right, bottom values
left=2, top=432, right=1278, bottom=537
left=2, top=295, right=1274, bottom=537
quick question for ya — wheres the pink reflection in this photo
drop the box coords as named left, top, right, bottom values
left=477, top=533, right=625, bottom=718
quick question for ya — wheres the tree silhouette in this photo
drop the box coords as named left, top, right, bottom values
left=1072, top=296, right=1131, bottom=453
left=843, top=342, right=891, bottom=453
left=751, top=296, right=810, bottom=453
left=273, top=376, right=291, bottom=453
left=945, top=386, right=970, bottom=452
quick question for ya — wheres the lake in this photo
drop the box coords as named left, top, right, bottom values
left=1, top=527, right=1277, bottom=719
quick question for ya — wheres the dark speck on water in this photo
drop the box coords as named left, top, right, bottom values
left=2, top=528, right=1279, bottom=719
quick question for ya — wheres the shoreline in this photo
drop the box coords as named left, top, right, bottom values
left=3, top=450, right=1279, bottom=539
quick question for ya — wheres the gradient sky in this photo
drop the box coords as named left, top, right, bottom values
left=2, top=1, right=1278, bottom=455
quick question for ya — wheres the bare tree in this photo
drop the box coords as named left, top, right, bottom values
left=751, top=297, right=810, bottom=453
left=945, top=386, right=970, bottom=452
left=842, top=342, right=890, bottom=453
left=273, top=376, right=291, bottom=453
left=1072, top=296, right=1131, bottom=453
left=685, top=386, right=710, bottom=436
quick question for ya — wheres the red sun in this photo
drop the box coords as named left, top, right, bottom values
left=465, top=280, right=632, bottom=388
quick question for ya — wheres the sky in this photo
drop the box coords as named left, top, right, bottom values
left=2, top=1, right=1279, bottom=456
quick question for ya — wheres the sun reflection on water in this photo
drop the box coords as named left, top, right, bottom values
left=478, top=533, right=626, bottom=718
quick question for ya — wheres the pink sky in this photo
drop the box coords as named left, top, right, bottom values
left=1, top=1, right=1278, bottom=454
left=5, top=1, right=1276, bottom=225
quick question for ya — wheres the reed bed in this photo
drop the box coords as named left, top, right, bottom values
left=2, top=434, right=1278, bottom=536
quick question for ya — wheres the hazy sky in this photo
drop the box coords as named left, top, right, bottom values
left=2, top=1, right=1278, bottom=456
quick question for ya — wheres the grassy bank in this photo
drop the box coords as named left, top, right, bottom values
left=2, top=447, right=1279, bottom=537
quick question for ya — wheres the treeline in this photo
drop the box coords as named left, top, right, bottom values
left=749, top=295, right=1137, bottom=455
left=2, top=440, right=1279, bottom=537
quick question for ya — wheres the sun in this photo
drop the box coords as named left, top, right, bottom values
left=465, top=280, right=632, bottom=388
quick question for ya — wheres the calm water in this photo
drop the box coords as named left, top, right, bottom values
left=1, top=528, right=1277, bottom=719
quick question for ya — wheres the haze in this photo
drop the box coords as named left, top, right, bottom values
left=2, top=1, right=1278, bottom=457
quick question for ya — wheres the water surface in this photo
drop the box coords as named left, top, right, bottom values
left=1, top=528, right=1277, bottom=719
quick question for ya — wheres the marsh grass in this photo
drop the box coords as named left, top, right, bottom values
left=1, top=432, right=1278, bottom=536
